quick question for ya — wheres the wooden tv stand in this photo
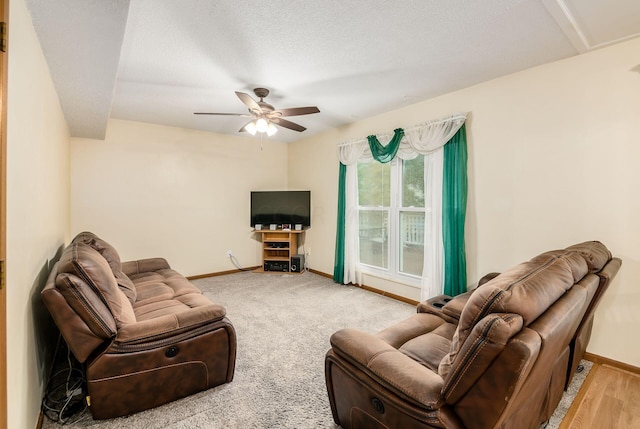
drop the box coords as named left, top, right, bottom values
left=255, top=229, right=306, bottom=273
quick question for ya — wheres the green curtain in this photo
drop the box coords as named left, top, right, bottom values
left=367, top=128, right=404, bottom=163
left=442, top=124, right=468, bottom=296
left=333, top=162, right=347, bottom=283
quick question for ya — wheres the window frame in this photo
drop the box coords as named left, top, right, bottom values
left=357, top=156, right=426, bottom=286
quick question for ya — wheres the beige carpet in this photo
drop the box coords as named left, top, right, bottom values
left=42, top=271, right=588, bottom=428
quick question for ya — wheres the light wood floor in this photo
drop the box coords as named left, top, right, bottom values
left=560, top=360, right=640, bottom=429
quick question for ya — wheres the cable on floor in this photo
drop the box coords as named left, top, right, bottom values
left=41, top=336, right=88, bottom=424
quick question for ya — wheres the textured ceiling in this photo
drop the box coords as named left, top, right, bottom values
left=25, top=0, right=640, bottom=142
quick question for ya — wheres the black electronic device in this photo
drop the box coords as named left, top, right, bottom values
left=264, top=261, right=289, bottom=272
left=291, top=254, right=305, bottom=273
left=251, top=190, right=311, bottom=228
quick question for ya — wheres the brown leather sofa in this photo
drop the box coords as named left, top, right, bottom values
left=325, top=241, right=620, bottom=429
left=42, top=232, right=236, bottom=419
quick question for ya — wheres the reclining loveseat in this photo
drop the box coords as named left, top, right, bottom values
left=325, top=241, right=620, bottom=429
left=42, top=232, right=236, bottom=419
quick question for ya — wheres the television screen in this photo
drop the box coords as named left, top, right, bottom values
left=251, top=191, right=311, bottom=228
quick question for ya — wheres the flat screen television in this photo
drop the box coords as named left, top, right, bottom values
left=250, top=190, right=311, bottom=228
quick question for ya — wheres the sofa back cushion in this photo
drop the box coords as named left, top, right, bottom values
left=73, top=231, right=122, bottom=271
left=73, top=231, right=137, bottom=304
left=57, top=242, right=136, bottom=328
left=565, top=241, right=611, bottom=272
left=441, top=312, right=523, bottom=403
left=439, top=251, right=588, bottom=380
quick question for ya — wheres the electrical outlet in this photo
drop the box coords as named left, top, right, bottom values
left=226, top=250, right=232, bottom=257
left=306, top=248, right=311, bottom=256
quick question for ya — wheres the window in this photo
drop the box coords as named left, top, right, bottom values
left=357, top=156, right=425, bottom=281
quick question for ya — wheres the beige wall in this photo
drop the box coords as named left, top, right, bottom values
left=7, top=1, right=638, bottom=425
left=6, top=0, right=71, bottom=427
left=289, top=37, right=640, bottom=366
left=71, top=119, right=288, bottom=276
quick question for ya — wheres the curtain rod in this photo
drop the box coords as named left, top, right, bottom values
left=338, top=113, right=467, bottom=147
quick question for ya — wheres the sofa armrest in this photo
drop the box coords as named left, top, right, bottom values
left=417, top=294, right=457, bottom=321
left=330, top=328, right=444, bottom=409
left=417, top=294, right=454, bottom=313
left=122, top=257, right=171, bottom=276
left=115, top=304, right=227, bottom=343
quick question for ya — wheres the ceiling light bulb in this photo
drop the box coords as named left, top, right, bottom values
left=245, top=122, right=257, bottom=135
left=266, top=123, right=278, bottom=136
left=256, top=118, right=269, bottom=133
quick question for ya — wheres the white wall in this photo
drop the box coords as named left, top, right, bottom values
left=71, top=119, right=288, bottom=276
left=288, top=37, right=640, bottom=366
left=6, top=0, right=71, bottom=427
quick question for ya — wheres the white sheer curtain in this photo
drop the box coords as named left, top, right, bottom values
left=405, top=114, right=465, bottom=300
left=337, top=113, right=466, bottom=299
left=422, top=149, right=444, bottom=300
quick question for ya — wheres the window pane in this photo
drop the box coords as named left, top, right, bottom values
left=399, top=211, right=424, bottom=276
left=402, top=156, right=424, bottom=207
left=358, top=160, right=390, bottom=206
left=359, top=209, right=388, bottom=269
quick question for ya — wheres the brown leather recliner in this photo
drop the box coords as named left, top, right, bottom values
left=42, top=232, right=236, bottom=419
left=420, top=241, right=621, bottom=391
left=325, top=241, right=620, bottom=429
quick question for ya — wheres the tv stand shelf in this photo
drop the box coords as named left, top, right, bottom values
left=256, top=229, right=306, bottom=273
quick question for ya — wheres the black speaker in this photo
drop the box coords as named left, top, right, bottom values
left=291, top=254, right=305, bottom=273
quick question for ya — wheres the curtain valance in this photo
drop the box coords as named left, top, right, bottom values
left=367, top=128, right=404, bottom=163
left=338, top=113, right=466, bottom=165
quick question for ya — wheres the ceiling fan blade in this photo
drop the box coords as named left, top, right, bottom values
left=275, top=106, right=320, bottom=117
left=274, top=118, right=307, bottom=132
left=194, top=112, right=251, bottom=116
left=235, top=91, right=262, bottom=114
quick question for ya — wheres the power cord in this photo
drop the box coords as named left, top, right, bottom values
left=228, top=253, right=256, bottom=272
left=41, top=336, right=88, bottom=424
left=298, top=233, right=310, bottom=273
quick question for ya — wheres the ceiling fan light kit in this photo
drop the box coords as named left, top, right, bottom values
left=266, top=122, right=278, bottom=136
left=245, top=118, right=278, bottom=136
left=194, top=88, right=320, bottom=137
left=245, top=122, right=258, bottom=135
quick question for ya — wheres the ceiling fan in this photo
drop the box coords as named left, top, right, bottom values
left=194, top=88, right=320, bottom=136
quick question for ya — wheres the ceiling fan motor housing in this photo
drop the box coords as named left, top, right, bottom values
left=253, top=87, right=270, bottom=98
left=254, top=88, right=275, bottom=112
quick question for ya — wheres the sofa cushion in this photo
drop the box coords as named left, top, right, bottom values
left=73, top=231, right=122, bottom=272
left=131, top=270, right=202, bottom=306
left=58, top=242, right=136, bottom=327
left=531, top=250, right=589, bottom=282
left=74, top=232, right=138, bottom=304
left=565, top=241, right=612, bottom=272
left=115, top=271, right=137, bottom=305
left=463, top=253, right=585, bottom=326
left=442, top=312, right=524, bottom=403
left=399, top=323, right=457, bottom=372
left=130, top=268, right=211, bottom=322
left=55, top=272, right=118, bottom=339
